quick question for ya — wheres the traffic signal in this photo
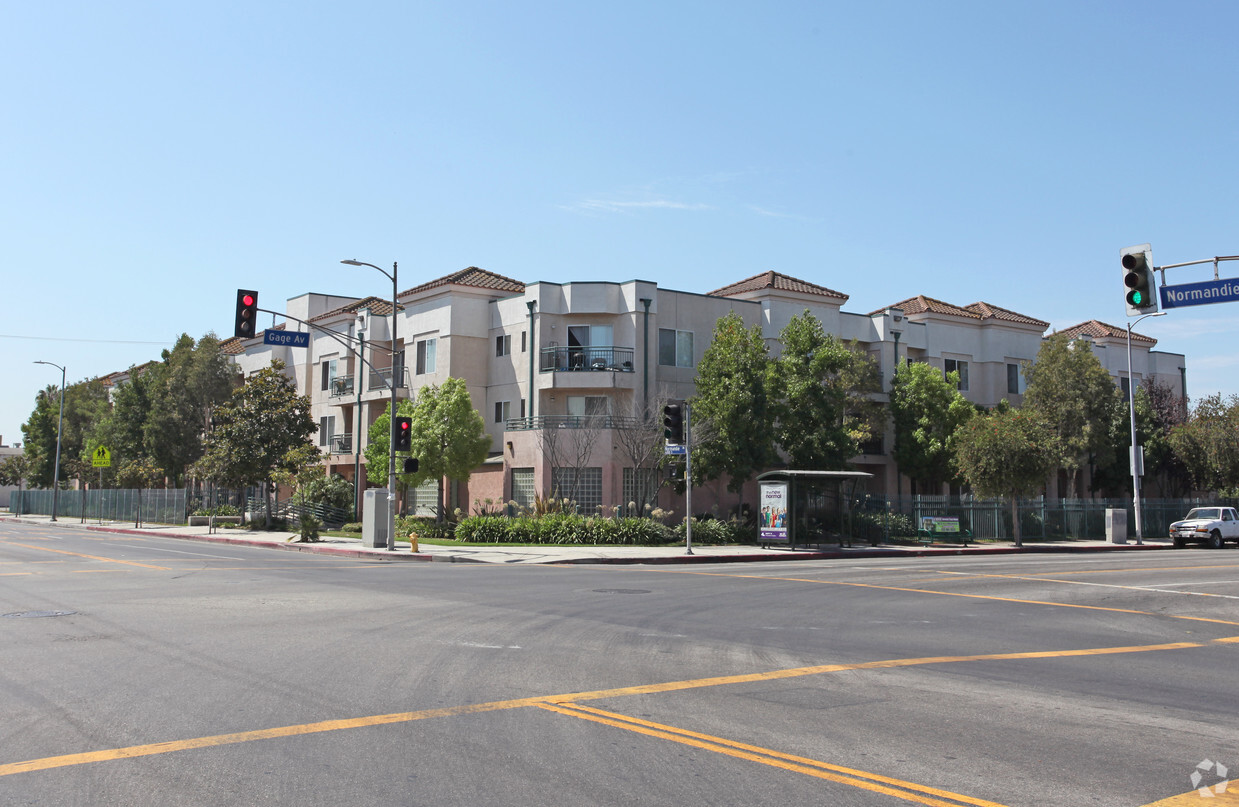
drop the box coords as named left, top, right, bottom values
left=403, top=457, right=419, bottom=474
left=663, top=402, right=684, bottom=445
left=393, top=416, right=412, bottom=451
left=234, top=289, right=259, bottom=339
left=1120, top=244, right=1158, bottom=316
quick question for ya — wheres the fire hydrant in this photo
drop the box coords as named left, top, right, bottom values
left=409, top=533, right=419, bottom=553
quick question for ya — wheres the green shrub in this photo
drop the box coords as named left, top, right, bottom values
left=296, top=513, right=322, bottom=542
left=850, top=511, right=916, bottom=544
left=453, top=514, right=678, bottom=545
left=341, top=522, right=363, bottom=534
left=676, top=517, right=756, bottom=545
left=396, top=516, right=454, bottom=540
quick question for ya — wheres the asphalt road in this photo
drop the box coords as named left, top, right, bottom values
left=2, top=520, right=1237, bottom=806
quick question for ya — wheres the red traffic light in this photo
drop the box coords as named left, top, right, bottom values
left=234, top=289, right=259, bottom=339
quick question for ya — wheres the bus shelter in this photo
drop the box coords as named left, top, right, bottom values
left=756, top=470, right=873, bottom=549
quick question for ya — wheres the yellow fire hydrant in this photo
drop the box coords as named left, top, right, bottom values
left=409, top=533, right=419, bottom=553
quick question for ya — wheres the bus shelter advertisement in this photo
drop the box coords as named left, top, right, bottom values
left=760, top=482, right=789, bottom=543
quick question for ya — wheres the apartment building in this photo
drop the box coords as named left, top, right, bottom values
left=223, top=267, right=1188, bottom=515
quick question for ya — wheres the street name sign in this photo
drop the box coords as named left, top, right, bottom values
left=264, top=329, right=310, bottom=348
left=1160, top=277, right=1239, bottom=309
left=664, top=443, right=687, bottom=456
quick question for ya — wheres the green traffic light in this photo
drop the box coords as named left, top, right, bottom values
left=1131, top=290, right=1143, bottom=305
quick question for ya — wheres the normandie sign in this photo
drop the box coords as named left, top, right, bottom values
left=1160, top=277, right=1239, bottom=309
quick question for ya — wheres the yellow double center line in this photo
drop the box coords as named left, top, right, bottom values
left=540, top=702, right=1007, bottom=807
left=3, top=637, right=1234, bottom=783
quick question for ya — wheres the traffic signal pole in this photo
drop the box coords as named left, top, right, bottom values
left=684, top=403, right=693, bottom=555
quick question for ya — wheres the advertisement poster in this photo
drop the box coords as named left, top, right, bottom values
left=759, top=482, right=789, bottom=543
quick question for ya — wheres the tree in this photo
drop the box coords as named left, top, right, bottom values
left=1022, top=334, right=1120, bottom=498
left=953, top=408, right=1053, bottom=547
left=144, top=334, right=237, bottom=486
left=364, top=400, right=419, bottom=510
left=21, top=379, right=110, bottom=488
left=612, top=397, right=669, bottom=516
left=690, top=312, right=778, bottom=493
left=772, top=311, right=883, bottom=470
left=115, top=456, right=165, bottom=528
left=193, top=361, right=316, bottom=526
left=0, top=455, right=31, bottom=513
left=890, top=361, right=975, bottom=494
left=407, top=378, right=491, bottom=521
left=1168, top=394, right=1239, bottom=493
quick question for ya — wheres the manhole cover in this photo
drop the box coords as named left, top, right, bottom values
left=3, top=610, right=77, bottom=619
left=591, top=589, right=651, bottom=595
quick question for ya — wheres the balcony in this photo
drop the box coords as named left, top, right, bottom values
left=540, top=346, right=635, bottom=373
left=329, top=434, right=353, bottom=454
left=368, top=367, right=408, bottom=392
left=329, top=376, right=355, bottom=397
left=505, top=415, right=643, bottom=431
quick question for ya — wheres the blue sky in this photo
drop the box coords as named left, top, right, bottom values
left=4, top=1, right=1238, bottom=446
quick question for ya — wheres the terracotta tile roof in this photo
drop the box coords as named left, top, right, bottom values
left=308, top=296, right=397, bottom=323
left=708, top=270, right=848, bottom=302
left=219, top=336, right=246, bottom=355
left=871, top=295, right=980, bottom=319
left=400, top=266, right=525, bottom=297
left=1053, top=320, right=1156, bottom=345
left=963, top=301, right=1050, bottom=328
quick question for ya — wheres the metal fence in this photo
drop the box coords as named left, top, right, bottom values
left=9, top=488, right=190, bottom=525
left=863, top=495, right=1238, bottom=541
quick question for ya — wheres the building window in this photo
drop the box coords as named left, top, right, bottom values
left=1007, top=363, right=1021, bottom=395
left=521, top=331, right=527, bottom=353
left=495, top=401, right=511, bottom=423
left=320, top=359, right=337, bottom=392
left=520, top=398, right=526, bottom=418
left=658, top=329, right=694, bottom=368
left=416, top=338, right=437, bottom=375
left=496, top=334, right=511, bottom=357
left=318, top=416, right=334, bottom=447
left=511, top=468, right=536, bottom=511
left=411, top=478, right=439, bottom=517
left=552, top=467, right=603, bottom=514
left=567, top=395, right=609, bottom=419
left=622, top=468, right=660, bottom=517
left=1120, top=376, right=1131, bottom=401
left=944, top=359, right=969, bottom=391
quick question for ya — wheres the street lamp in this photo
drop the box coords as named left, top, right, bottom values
left=33, top=360, right=66, bottom=522
left=1126, top=311, right=1166, bottom=545
left=342, top=259, right=399, bottom=551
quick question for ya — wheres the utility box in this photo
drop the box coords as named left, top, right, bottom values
left=362, top=489, right=391, bottom=549
left=1106, top=508, right=1128, bottom=544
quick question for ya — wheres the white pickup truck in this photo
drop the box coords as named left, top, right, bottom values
left=1168, top=507, right=1239, bottom=549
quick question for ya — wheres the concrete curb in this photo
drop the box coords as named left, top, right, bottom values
left=2, top=516, right=1179, bottom=565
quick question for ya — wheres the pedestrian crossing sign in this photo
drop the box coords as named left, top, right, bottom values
left=92, top=446, right=111, bottom=468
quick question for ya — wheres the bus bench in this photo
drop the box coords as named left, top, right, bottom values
left=916, top=516, right=972, bottom=546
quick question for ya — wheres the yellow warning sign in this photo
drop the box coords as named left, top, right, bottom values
left=92, top=446, right=111, bottom=468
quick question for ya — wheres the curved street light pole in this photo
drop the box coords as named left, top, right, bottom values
left=1126, top=311, right=1166, bottom=545
left=342, top=259, right=399, bottom=551
left=33, top=360, right=66, bottom=522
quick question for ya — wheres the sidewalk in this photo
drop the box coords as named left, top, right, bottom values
left=0, top=514, right=1176, bottom=564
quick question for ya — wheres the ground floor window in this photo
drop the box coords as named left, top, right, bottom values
left=411, top=478, right=439, bottom=517
left=622, top=468, right=660, bottom=516
left=511, top=467, right=535, bottom=511
left=551, top=467, right=602, bottom=514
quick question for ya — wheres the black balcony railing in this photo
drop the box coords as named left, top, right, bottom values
left=368, top=366, right=408, bottom=392
left=329, top=434, right=353, bottom=454
left=505, top=415, right=643, bottom=431
left=330, top=376, right=355, bottom=397
left=539, top=346, right=635, bottom=373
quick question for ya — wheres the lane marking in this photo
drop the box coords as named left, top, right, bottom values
left=541, top=702, right=1009, bottom=807
left=652, top=569, right=1239, bottom=626
left=4, top=543, right=169, bottom=571
left=930, top=571, right=1239, bottom=600
left=2, top=636, right=1230, bottom=779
